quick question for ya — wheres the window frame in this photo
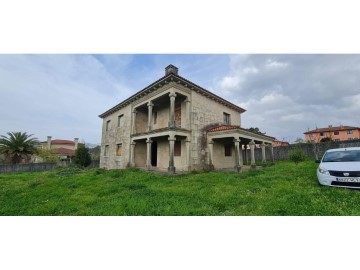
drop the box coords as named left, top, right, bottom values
left=116, top=143, right=123, bottom=156
left=223, top=112, right=231, bottom=125
left=118, top=115, right=124, bottom=128
left=104, top=145, right=109, bottom=156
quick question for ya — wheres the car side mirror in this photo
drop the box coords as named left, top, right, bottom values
left=315, top=160, right=320, bottom=163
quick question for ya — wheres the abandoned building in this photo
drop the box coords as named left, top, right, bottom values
left=99, top=65, right=275, bottom=172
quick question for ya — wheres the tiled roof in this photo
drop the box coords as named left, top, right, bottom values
left=52, top=140, right=75, bottom=145
left=207, top=125, right=276, bottom=141
left=304, top=126, right=360, bottom=134
left=41, top=140, right=75, bottom=145
left=55, top=147, right=75, bottom=155
left=208, top=125, right=240, bottom=132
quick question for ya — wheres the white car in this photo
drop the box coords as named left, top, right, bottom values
left=317, top=147, right=360, bottom=188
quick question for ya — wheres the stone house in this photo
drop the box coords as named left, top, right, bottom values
left=39, top=136, right=80, bottom=160
left=99, top=65, right=275, bottom=172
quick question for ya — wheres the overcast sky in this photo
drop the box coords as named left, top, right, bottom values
left=1, top=54, right=360, bottom=144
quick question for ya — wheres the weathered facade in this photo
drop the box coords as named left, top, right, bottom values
left=99, top=65, right=275, bottom=172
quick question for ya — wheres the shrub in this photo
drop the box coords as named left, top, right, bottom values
left=289, top=148, right=307, bottom=165
left=73, top=145, right=91, bottom=168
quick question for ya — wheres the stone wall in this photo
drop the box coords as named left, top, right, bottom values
left=0, top=163, right=56, bottom=173
left=190, top=90, right=242, bottom=170
left=100, top=105, right=132, bottom=169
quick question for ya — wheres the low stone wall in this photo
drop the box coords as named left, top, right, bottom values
left=0, top=160, right=100, bottom=174
left=0, top=163, right=57, bottom=174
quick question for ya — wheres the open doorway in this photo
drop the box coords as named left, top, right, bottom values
left=151, top=141, right=158, bottom=167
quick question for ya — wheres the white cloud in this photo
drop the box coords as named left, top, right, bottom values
left=0, top=55, right=132, bottom=143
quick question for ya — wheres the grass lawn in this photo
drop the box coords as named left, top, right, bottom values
left=1, top=160, right=360, bottom=216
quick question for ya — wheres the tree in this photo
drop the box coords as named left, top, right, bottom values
left=73, top=145, right=92, bottom=168
left=0, top=132, right=39, bottom=164
left=248, top=127, right=266, bottom=135
left=289, top=148, right=307, bottom=165
left=320, top=137, right=332, bottom=142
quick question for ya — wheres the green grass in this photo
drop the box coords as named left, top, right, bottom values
left=1, top=161, right=360, bottom=215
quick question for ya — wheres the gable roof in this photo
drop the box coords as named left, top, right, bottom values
left=99, top=66, right=246, bottom=118
left=207, top=125, right=275, bottom=140
left=304, top=125, right=360, bottom=134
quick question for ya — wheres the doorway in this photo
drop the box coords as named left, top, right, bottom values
left=151, top=141, right=158, bottom=167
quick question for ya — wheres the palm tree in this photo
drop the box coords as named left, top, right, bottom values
left=0, top=132, right=39, bottom=164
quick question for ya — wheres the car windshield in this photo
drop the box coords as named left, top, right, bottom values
left=322, top=150, right=360, bottom=162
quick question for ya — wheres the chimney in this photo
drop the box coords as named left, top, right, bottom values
left=74, top=138, right=79, bottom=150
left=47, top=136, right=52, bottom=150
left=165, top=65, right=179, bottom=76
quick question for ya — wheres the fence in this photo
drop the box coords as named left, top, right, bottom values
left=248, top=139, right=360, bottom=162
left=0, top=160, right=100, bottom=174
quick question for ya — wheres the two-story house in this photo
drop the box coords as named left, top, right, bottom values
left=99, top=65, right=275, bottom=172
left=304, top=125, right=360, bottom=143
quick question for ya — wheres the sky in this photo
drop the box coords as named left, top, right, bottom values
left=1, top=54, right=360, bottom=144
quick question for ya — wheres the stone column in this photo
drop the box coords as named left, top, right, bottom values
left=208, top=140, right=214, bottom=170
left=249, top=140, right=256, bottom=169
left=234, top=138, right=241, bottom=172
left=168, top=92, right=177, bottom=128
left=147, top=101, right=153, bottom=132
left=131, top=109, right=137, bottom=134
left=185, top=137, right=191, bottom=171
left=130, top=141, right=136, bottom=167
left=239, top=143, right=244, bottom=166
left=185, top=97, right=191, bottom=129
left=261, top=142, right=267, bottom=167
left=168, top=135, right=176, bottom=173
left=270, top=144, right=275, bottom=165
left=146, top=138, right=152, bottom=170
left=244, top=144, right=248, bottom=165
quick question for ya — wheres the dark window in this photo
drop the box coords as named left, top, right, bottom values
left=334, top=139, right=340, bottom=142
left=223, top=113, right=231, bottom=125
left=225, top=144, right=232, bottom=156
left=174, top=141, right=181, bottom=156
left=116, top=144, right=122, bottom=156
left=334, top=131, right=339, bottom=135
left=118, top=115, right=124, bottom=127
left=320, top=132, right=324, bottom=136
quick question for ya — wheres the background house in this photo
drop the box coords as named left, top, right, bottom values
left=39, top=136, right=80, bottom=161
left=304, top=125, right=360, bottom=143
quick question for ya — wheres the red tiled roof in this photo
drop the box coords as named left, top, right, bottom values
left=55, top=147, right=76, bottom=155
left=208, top=125, right=240, bottom=132
left=304, top=125, right=360, bottom=134
left=41, top=140, right=75, bottom=145
left=207, top=125, right=276, bottom=140
left=52, top=140, right=75, bottom=145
